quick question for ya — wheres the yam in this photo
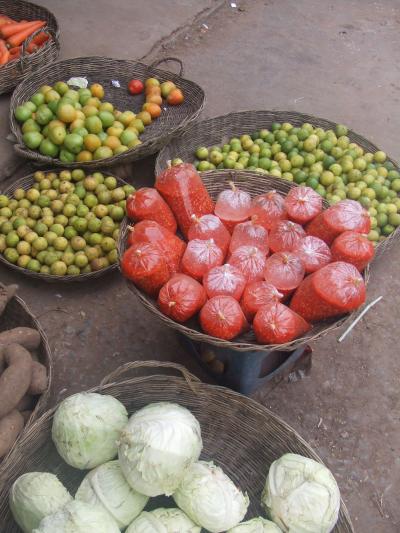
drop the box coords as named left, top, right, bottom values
left=0, top=344, right=32, bottom=419
left=0, top=283, right=18, bottom=316
left=28, top=361, right=48, bottom=395
left=0, top=327, right=41, bottom=351
left=16, top=394, right=36, bottom=412
left=0, top=410, right=24, bottom=458
left=20, top=410, right=33, bottom=425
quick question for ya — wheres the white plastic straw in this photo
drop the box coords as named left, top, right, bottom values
left=338, top=296, right=383, bottom=343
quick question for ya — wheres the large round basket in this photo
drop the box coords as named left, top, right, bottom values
left=118, top=170, right=370, bottom=353
left=0, top=169, right=129, bottom=283
left=155, top=110, right=399, bottom=259
left=0, top=361, right=354, bottom=532
left=0, top=286, right=52, bottom=463
left=10, top=56, right=205, bottom=170
left=0, top=0, right=60, bottom=95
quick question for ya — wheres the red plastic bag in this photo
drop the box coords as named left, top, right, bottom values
left=188, top=214, right=231, bottom=256
left=121, top=242, right=171, bottom=296
left=263, top=252, right=305, bottom=297
left=250, top=190, right=287, bottom=230
left=306, top=200, right=371, bottom=245
left=290, top=261, right=366, bottom=322
left=269, top=220, right=306, bottom=253
left=292, top=235, right=332, bottom=273
left=199, top=295, right=247, bottom=340
left=229, top=216, right=269, bottom=255
left=155, top=163, right=214, bottom=238
left=203, top=264, right=247, bottom=301
left=253, top=302, right=311, bottom=344
left=331, top=231, right=374, bottom=271
left=158, top=274, right=207, bottom=322
left=228, top=245, right=267, bottom=283
left=214, top=182, right=251, bottom=232
left=284, top=185, right=323, bottom=224
left=181, top=239, right=224, bottom=281
left=240, top=281, right=283, bottom=321
left=126, top=187, right=177, bottom=233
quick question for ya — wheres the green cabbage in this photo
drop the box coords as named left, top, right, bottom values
left=118, top=402, right=202, bottom=496
left=51, top=392, right=128, bottom=469
left=32, top=500, right=120, bottom=533
left=261, top=453, right=340, bottom=532
left=173, top=460, right=249, bottom=532
left=126, top=508, right=200, bottom=532
left=228, top=517, right=283, bottom=532
left=75, top=460, right=149, bottom=528
left=9, top=472, right=73, bottom=533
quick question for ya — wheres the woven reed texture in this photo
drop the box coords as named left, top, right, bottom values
left=0, top=360, right=354, bottom=532
left=10, top=56, right=205, bottom=169
left=0, top=290, right=52, bottom=462
left=118, top=170, right=370, bottom=352
left=0, top=169, right=129, bottom=282
left=155, top=110, right=399, bottom=259
left=0, top=0, right=60, bottom=95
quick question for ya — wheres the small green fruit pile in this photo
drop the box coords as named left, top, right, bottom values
left=192, top=122, right=400, bottom=242
left=0, top=169, right=134, bottom=276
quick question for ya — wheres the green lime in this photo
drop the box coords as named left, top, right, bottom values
left=374, top=151, right=386, bottom=163
left=306, top=177, right=319, bottom=189
left=53, top=236, right=68, bottom=251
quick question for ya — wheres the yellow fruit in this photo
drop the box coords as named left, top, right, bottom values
left=103, top=136, right=121, bottom=150
left=99, top=102, right=114, bottom=113
left=119, top=111, right=136, bottom=126
left=136, top=111, right=152, bottom=126
left=107, top=126, right=122, bottom=138
left=57, top=103, right=77, bottom=123
left=84, top=134, right=102, bottom=152
left=86, top=97, right=101, bottom=108
left=48, top=119, right=64, bottom=130
left=90, top=83, right=105, bottom=99
left=145, top=77, right=160, bottom=88
left=82, top=105, right=99, bottom=118
left=70, top=118, right=85, bottom=131
left=77, top=150, right=93, bottom=162
left=112, top=121, right=124, bottom=130
left=75, top=110, right=85, bottom=120
left=39, top=85, right=52, bottom=95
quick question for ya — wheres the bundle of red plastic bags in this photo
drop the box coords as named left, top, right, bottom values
left=122, top=163, right=372, bottom=344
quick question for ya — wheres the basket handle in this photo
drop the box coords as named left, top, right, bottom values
left=100, top=360, right=201, bottom=387
left=20, top=26, right=60, bottom=71
left=149, top=57, right=184, bottom=77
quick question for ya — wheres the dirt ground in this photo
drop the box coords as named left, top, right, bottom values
left=0, top=1, right=399, bottom=531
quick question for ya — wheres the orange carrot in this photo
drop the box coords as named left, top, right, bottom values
left=2, top=20, right=44, bottom=39
left=0, top=50, right=9, bottom=65
left=9, top=46, right=21, bottom=59
left=7, top=21, right=45, bottom=47
left=26, top=31, right=49, bottom=52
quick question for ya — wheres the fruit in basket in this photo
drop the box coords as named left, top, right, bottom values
left=214, top=182, right=252, bottom=232
left=200, top=296, right=247, bottom=340
left=167, top=88, right=184, bottom=105
left=158, top=273, right=207, bottom=322
left=253, top=302, right=311, bottom=344
left=161, top=81, right=176, bottom=98
left=181, top=239, right=224, bottom=281
left=128, top=79, right=144, bottom=95
left=126, top=508, right=200, bottom=532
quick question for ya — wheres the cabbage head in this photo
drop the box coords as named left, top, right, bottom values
left=75, top=460, right=149, bottom=528
left=173, top=460, right=249, bottom=532
left=32, top=500, right=120, bottom=533
left=118, top=402, right=202, bottom=496
left=52, top=392, right=128, bottom=469
left=126, top=508, right=200, bottom=533
left=228, top=517, right=283, bottom=532
left=261, top=453, right=340, bottom=532
left=10, top=472, right=73, bottom=533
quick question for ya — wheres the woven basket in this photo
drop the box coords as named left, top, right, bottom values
left=0, top=169, right=129, bottom=283
left=0, top=360, right=354, bottom=532
left=10, top=56, right=205, bottom=170
left=118, top=170, right=370, bottom=352
left=0, top=0, right=60, bottom=95
left=155, top=110, right=399, bottom=259
left=0, top=286, right=52, bottom=462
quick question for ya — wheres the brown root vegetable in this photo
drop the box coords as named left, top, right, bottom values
left=0, top=283, right=18, bottom=316
left=16, top=394, right=36, bottom=412
left=0, top=327, right=41, bottom=351
left=28, top=361, right=48, bottom=395
left=0, top=410, right=24, bottom=458
left=0, top=344, right=32, bottom=419
left=20, top=410, right=33, bottom=425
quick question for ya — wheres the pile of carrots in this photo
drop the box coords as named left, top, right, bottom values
left=0, top=15, right=49, bottom=66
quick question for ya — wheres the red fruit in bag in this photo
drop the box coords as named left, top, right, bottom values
left=229, top=216, right=269, bottom=255
left=250, top=190, right=287, bottom=230
left=158, top=274, right=207, bottom=322
left=214, top=181, right=251, bottom=232
left=269, top=220, right=306, bottom=253
left=203, top=264, right=247, bottom=301
left=253, top=302, right=311, bottom=344
left=188, top=214, right=230, bottom=256
left=155, top=163, right=214, bottom=238
left=126, top=187, right=177, bottom=233
left=228, top=245, right=267, bottom=283
left=121, top=242, right=171, bottom=296
left=306, top=200, right=371, bottom=245
left=181, top=239, right=224, bottom=281
left=284, top=185, right=323, bottom=224
left=293, top=235, right=332, bottom=273
left=331, top=231, right=374, bottom=271
left=263, top=252, right=305, bottom=297
left=290, top=261, right=366, bottom=322
left=199, top=295, right=247, bottom=340
left=240, top=281, right=283, bottom=321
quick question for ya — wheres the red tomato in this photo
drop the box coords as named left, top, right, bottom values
left=250, top=190, right=287, bottom=230
left=199, top=295, right=247, bottom=340
left=181, top=239, right=224, bottom=281
left=188, top=214, right=230, bottom=256
left=158, top=274, right=207, bottom=322
left=128, top=79, right=144, bottom=95
left=292, top=235, right=332, bottom=273
left=253, top=302, right=311, bottom=344
left=269, top=220, right=306, bottom=253
left=228, top=245, right=267, bottom=283
left=126, top=187, right=177, bottom=233
left=263, top=252, right=305, bottom=297
left=284, top=186, right=323, bottom=224
left=229, top=216, right=269, bottom=255
left=331, top=231, right=374, bottom=271
left=203, top=264, right=247, bottom=301
left=214, top=182, right=251, bottom=233
left=240, top=281, right=283, bottom=321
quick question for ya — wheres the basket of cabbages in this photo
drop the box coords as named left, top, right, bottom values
left=0, top=361, right=354, bottom=533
